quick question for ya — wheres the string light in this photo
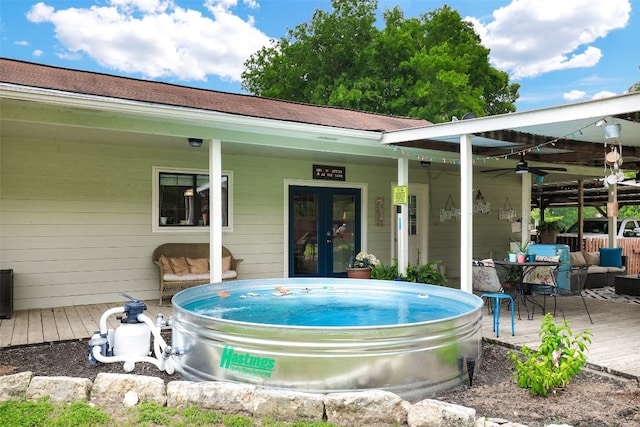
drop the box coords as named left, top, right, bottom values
left=388, top=117, right=610, bottom=163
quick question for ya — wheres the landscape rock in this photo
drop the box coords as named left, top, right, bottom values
left=324, top=390, right=409, bottom=426
left=475, top=417, right=530, bottom=427
left=408, top=398, right=475, bottom=427
left=0, top=371, right=32, bottom=401
left=26, top=376, right=92, bottom=403
left=166, top=380, right=254, bottom=415
left=253, top=388, right=324, bottom=422
left=91, top=373, right=166, bottom=406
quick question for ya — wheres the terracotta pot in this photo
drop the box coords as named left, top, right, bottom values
left=346, top=267, right=372, bottom=279
left=516, top=253, right=526, bottom=263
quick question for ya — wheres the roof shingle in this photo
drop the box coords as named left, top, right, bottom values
left=0, top=58, right=430, bottom=132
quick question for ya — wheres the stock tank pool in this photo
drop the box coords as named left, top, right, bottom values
left=171, top=278, right=483, bottom=399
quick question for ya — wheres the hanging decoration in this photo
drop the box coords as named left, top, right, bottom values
left=499, top=197, right=517, bottom=222
left=473, top=190, right=490, bottom=214
left=601, top=120, right=625, bottom=187
left=439, top=194, right=460, bottom=222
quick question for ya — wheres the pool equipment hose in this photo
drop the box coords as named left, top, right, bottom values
left=88, top=292, right=176, bottom=374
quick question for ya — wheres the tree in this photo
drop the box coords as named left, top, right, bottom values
left=241, top=0, right=519, bottom=123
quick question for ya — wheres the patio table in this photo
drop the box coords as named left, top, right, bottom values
left=493, top=260, right=561, bottom=320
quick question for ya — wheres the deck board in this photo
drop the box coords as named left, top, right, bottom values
left=1, top=295, right=638, bottom=381
left=53, top=307, right=76, bottom=341
left=27, top=310, right=43, bottom=344
left=41, top=309, right=59, bottom=342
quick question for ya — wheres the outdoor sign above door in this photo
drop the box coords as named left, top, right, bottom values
left=313, top=165, right=345, bottom=181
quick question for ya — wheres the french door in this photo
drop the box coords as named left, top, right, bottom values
left=289, top=186, right=361, bottom=277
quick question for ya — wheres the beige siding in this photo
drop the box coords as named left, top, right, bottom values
left=1, top=135, right=523, bottom=309
left=1, top=137, right=210, bottom=310
left=425, top=167, right=524, bottom=278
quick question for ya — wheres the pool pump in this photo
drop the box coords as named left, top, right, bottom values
left=88, top=292, right=175, bottom=374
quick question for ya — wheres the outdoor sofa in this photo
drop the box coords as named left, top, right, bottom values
left=569, top=249, right=626, bottom=289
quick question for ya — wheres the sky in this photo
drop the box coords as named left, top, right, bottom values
left=1, top=0, right=638, bottom=111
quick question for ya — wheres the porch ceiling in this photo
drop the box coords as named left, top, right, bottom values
left=382, top=92, right=640, bottom=207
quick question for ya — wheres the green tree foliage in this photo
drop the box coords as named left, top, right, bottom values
left=242, top=0, right=519, bottom=123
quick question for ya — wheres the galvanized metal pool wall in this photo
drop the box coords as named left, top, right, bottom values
left=171, top=278, right=483, bottom=400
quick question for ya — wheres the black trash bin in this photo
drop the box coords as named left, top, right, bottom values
left=0, top=269, right=13, bottom=319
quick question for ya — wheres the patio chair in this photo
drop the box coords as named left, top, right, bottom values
left=472, top=260, right=515, bottom=337
left=529, top=259, right=593, bottom=324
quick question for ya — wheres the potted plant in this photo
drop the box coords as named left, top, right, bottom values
left=538, top=220, right=563, bottom=244
left=347, top=251, right=380, bottom=279
left=507, top=250, right=517, bottom=262
left=516, top=240, right=529, bottom=263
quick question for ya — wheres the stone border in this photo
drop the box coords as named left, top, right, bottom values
left=1, top=371, right=561, bottom=427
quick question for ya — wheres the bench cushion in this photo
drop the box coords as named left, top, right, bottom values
left=187, top=257, right=209, bottom=274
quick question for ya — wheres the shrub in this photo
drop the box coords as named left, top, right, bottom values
left=509, top=313, right=592, bottom=397
left=371, top=259, right=446, bottom=286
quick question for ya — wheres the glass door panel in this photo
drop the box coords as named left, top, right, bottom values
left=289, top=186, right=360, bottom=277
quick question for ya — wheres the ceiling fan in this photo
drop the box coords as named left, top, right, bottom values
left=481, top=153, right=568, bottom=177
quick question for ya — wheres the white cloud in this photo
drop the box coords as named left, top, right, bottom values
left=591, top=90, right=617, bottom=100
left=469, top=0, right=631, bottom=79
left=26, top=0, right=270, bottom=82
left=15, top=41, right=29, bottom=46
left=563, top=90, right=587, bottom=101
left=33, top=49, right=43, bottom=57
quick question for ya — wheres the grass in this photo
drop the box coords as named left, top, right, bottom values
left=0, top=398, right=344, bottom=427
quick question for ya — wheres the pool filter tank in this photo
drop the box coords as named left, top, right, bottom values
left=88, top=292, right=175, bottom=374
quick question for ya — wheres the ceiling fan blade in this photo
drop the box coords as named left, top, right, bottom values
left=537, top=167, right=568, bottom=172
left=528, top=167, right=548, bottom=177
left=481, top=168, right=514, bottom=174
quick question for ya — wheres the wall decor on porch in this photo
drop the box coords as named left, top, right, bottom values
left=439, top=194, right=461, bottom=222
left=499, top=197, right=517, bottom=222
left=375, top=197, right=384, bottom=226
left=473, top=190, right=490, bottom=214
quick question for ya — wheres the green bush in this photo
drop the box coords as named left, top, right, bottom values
left=509, top=313, right=592, bottom=397
left=371, top=259, right=446, bottom=286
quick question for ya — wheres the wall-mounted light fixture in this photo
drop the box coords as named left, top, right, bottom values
left=188, top=138, right=203, bottom=148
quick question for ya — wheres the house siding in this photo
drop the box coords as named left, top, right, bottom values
left=1, top=136, right=412, bottom=309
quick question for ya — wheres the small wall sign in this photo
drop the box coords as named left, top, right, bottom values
left=313, top=165, right=345, bottom=181
left=393, top=185, right=408, bottom=205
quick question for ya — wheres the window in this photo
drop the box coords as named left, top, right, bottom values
left=153, top=167, right=232, bottom=232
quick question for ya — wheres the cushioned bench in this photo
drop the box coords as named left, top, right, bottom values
left=152, top=243, right=243, bottom=305
left=570, top=249, right=626, bottom=289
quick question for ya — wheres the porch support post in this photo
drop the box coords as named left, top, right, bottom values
left=521, top=173, right=532, bottom=247
left=608, top=183, right=617, bottom=248
left=460, top=134, right=473, bottom=293
left=209, top=139, right=223, bottom=283
left=397, top=158, right=409, bottom=275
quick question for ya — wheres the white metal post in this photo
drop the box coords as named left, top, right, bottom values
left=397, top=158, right=409, bottom=275
left=209, top=139, right=223, bottom=283
left=460, top=134, right=473, bottom=293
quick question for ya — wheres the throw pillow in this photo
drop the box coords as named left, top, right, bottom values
left=187, top=257, right=209, bottom=274
left=599, top=247, right=623, bottom=268
left=158, top=255, right=174, bottom=273
left=526, top=255, right=560, bottom=285
left=582, top=251, right=600, bottom=266
left=169, top=257, right=190, bottom=275
left=222, top=256, right=232, bottom=272
left=569, top=251, right=586, bottom=266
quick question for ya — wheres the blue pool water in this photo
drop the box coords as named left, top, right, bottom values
left=182, top=284, right=474, bottom=327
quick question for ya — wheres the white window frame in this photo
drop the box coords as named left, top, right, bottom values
left=152, top=166, right=233, bottom=233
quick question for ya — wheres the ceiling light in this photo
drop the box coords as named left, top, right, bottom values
left=188, top=138, right=203, bottom=148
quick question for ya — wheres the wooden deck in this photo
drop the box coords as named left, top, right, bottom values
left=1, top=294, right=639, bottom=381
